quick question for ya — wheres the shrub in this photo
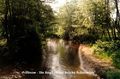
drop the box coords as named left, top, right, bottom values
left=93, top=40, right=114, bottom=56
left=106, top=70, right=120, bottom=79
left=92, top=40, right=120, bottom=68
left=112, top=50, right=120, bottom=69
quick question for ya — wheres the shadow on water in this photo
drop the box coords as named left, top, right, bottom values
left=59, top=40, right=80, bottom=68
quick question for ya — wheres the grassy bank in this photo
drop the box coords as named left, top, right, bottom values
left=91, top=40, right=120, bottom=79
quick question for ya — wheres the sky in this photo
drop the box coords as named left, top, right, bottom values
left=46, top=0, right=67, bottom=12
left=46, top=0, right=70, bottom=12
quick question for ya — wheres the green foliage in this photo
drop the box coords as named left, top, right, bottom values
left=112, top=49, right=120, bottom=69
left=0, top=25, right=3, bottom=36
left=105, top=70, right=120, bottom=79
left=93, top=40, right=118, bottom=55
left=0, top=39, right=7, bottom=46
left=55, top=0, right=113, bottom=42
left=93, top=40, right=120, bottom=68
left=0, top=0, right=55, bottom=67
left=56, top=0, right=96, bottom=41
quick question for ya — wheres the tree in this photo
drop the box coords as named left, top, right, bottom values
left=0, top=0, right=55, bottom=67
left=114, top=0, right=120, bottom=39
left=56, top=0, right=97, bottom=42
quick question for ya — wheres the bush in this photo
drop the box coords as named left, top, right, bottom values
left=93, top=40, right=114, bottom=56
left=92, top=40, right=120, bottom=68
left=112, top=50, right=120, bottom=69
left=106, top=70, right=120, bottom=79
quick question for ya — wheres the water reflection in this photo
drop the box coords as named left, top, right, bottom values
left=59, top=40, right=80, bottom=68
left=46, top=39, right=98, bottom=79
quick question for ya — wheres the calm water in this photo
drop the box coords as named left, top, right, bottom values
left=45, top=39, right=98, bottom=79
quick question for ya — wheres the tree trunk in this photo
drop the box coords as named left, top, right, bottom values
left=114, top=0, right=120, bottom=39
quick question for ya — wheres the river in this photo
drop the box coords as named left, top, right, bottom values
left=44, top=39, right=98, bottom=79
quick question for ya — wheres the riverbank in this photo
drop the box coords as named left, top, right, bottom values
left=79, top=44, right=118, bottom=78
